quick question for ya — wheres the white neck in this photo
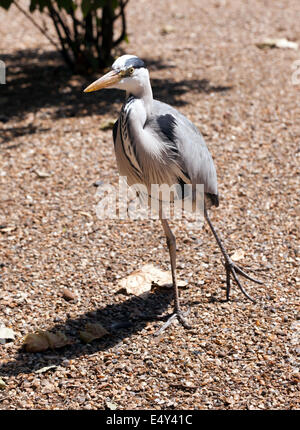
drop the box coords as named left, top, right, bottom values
left=125, top=69, right=153, bottom=117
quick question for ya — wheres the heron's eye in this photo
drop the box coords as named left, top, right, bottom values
left=128, top=67, right=134, bottom=75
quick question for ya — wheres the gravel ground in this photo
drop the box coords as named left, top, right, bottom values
left=0, top=0, right=299, bottom=410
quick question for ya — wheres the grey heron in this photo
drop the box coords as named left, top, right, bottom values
left=84, top=54, right=262, bottom=333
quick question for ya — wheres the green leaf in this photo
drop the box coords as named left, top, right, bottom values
left=94, top=0, right=107, bottom=8
left=0, top=0, right=13, bottom=10
left=111, top=0, right=119, bottom=10
left=123, top=33, right=129, bottom=44
left=81, top=0, right=92, bottom=17
left=57, top=0, right=74, bottom=12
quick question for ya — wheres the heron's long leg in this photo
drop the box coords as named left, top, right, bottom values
left=155, top=216, right=191, bottom=335
left=160, top=217, right=179, bottom=311
left=204, top=207, right=263, bottom=302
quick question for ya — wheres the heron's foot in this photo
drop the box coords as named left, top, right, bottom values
left=154, top=309, right=192, bottom=336
left=224, top=258, right=263, bottom=303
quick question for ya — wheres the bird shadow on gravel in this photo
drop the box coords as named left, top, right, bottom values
left=0, top=48, right=232, bottom=130
left=0, top=288, right=175, bottom=377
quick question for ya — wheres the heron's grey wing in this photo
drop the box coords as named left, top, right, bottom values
left=146, top=100, right=219, bottom=206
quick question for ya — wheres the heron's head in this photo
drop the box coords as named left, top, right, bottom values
left=84, top=55, right=149, bottom=96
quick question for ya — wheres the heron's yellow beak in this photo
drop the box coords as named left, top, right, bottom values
left=84, top=70, right=122, bottom=93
